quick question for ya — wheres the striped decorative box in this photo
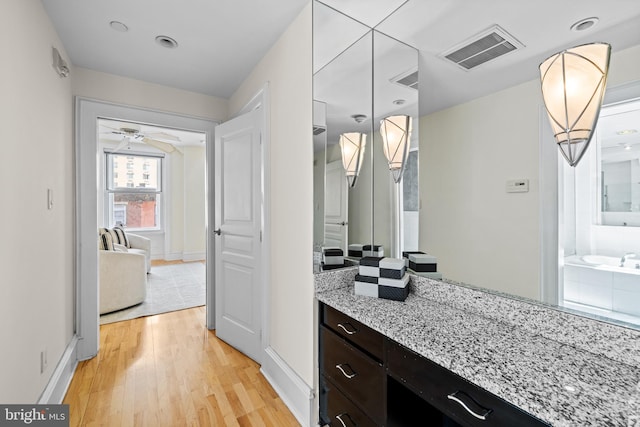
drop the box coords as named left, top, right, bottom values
left=362, top=244, right=384, bottom=257
left=354, top=273, right=410, bottom=301
left=354, top=256, right=409, bottom=301
left=358, top=257, right=406, bottom=279
left=407, top=253, right=437, bottom=273
left=322, top=247, right=344, bottom=266
left=348, top=244, right=364, bottom=258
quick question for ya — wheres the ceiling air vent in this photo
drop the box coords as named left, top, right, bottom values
left=313, top=100, right=327, bottom=135
left=441, top=25, right=524, bottom=70
left=313, top=126, right=326, bottom=135
left=391, top=68, right=419, bottom=90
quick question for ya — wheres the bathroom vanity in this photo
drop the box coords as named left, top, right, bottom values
left=315, top=268, right=640, bottom=426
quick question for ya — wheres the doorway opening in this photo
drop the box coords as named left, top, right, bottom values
left=75, top=98, right=218, bottom=360
left=97, top=118, right=208, bottom=324
left=560, top=97, right=640, bottom=328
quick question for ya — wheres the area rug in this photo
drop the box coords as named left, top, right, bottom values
left=100, top=261, right=206, bottom=325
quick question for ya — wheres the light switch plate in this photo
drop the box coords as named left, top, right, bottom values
left=506, top=179, right=529, bottom=193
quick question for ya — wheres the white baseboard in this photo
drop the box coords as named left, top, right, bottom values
left=260, top=347, right=315, bottom=427
left=182, top=251, right=205, bottom=262
left=38, top=335, right=78, bottom=404
left=157, top=252, right=205, bottom=262
left=162, top=252, right=183, bottom=261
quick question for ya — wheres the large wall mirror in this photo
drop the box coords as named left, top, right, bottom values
left=312, top=0, right=640, bottom=330
left=313, top=0, right=419, bottom=271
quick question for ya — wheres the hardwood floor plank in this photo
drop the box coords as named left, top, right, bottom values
left=63, top=306, right=300, bottom=426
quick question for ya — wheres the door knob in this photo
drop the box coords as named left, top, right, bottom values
left=214, top=228, right=221, bottom=236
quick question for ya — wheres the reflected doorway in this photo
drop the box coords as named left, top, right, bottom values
left=560, top=96, right=640, bottom=328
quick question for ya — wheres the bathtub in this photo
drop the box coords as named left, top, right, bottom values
left=580, top=254, right=640, bottom=269
left=564, top=254, right=640, bottom=317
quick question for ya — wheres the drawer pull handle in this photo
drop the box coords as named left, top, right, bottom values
left=335, top=413, right=355, bottom=427
left=337, top=322, right=357, bottom=335
left=335, top=363, right=357, bottom=379
left=447, top=390, right=492, bottom=421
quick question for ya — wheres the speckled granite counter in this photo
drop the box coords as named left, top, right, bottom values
left=315, top=267, right=640, bottom=426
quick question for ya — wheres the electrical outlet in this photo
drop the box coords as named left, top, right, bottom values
left=40, top=349, right=47, bottom=374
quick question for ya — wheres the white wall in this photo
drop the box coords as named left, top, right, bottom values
left=182, top=146, right=206, bottom=260
left=420, top=79, right=542, bottom=300
left=0, top=0, right=74, bottom=402
left=73, top=68, right=228, bottom=121
left=229, top=3, right=313, bottom=387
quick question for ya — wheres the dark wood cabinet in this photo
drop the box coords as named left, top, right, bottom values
left=319, top=302, right=551, bottom=427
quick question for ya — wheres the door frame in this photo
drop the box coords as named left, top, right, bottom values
left=75, top=97, right=219, bottom=360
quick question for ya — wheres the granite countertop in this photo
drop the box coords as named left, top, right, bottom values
left=315, top=268, right=640, bottom=427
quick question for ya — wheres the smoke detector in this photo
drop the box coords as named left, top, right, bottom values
left=351, top=114, right=367, bottom=123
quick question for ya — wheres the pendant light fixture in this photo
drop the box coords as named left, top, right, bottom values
left=339, top=132, right=367, bottom=187
left=380, top=115, right=412, bottom=183
left=539, top=42, right=611, bottom=167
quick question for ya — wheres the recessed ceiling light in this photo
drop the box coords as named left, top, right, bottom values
left=393, top=99, right=406, bottom=105
left=570, top=17, right=599, bottom=32
left=155, top=35, right=178, bottom=49
left=624, top=144, right=632, bottom=151
left=109, top=21, right=128, bottom=32
left=616, top=129, right=638, bottom=135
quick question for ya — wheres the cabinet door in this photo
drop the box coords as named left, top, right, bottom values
left=320, top=326, right=385, bottom=423
left=322, top=304, right=384, bottom=361
left=386, top=341, right=550, bottom=427
left=320, top=377, right=378, bottom=427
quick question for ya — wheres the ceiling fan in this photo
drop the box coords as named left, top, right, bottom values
left=100, top=122, right=182, bottom=154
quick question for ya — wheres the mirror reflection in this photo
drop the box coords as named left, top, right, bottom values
left=312, top=0, right=640, bottom=330
left=597, top=99, right=640, bottom=226
left=313, top=0, right=420, bottom=272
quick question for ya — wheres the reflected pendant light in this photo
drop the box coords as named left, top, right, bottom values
left=380, top=115, right=412, bottom=183
left=539, top=42, right=611, bottom=167
left=339, top=132, right=367, bottom=187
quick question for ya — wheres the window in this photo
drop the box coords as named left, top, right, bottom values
left=106, top=152, right=163, bottom=230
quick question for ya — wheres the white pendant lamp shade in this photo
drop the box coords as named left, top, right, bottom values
left=380, top=115, right=412, bottom=183
left=539, top=42, right=611, bottom=167
left=339, top=132, right=367, bottom=188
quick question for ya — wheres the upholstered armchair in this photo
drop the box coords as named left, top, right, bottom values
left=99, top=250, right=147, bottom=314
left=123, top=233, right=152, bottom=273
left=97, top=228, right=152, bottom=314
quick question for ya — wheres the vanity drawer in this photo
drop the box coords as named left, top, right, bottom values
left=322, top=303, right=384, bottom=361
left=386, top=341, right=550, bottom=427
left=320, top=377, right=378, bottom=427
left=320, top=326, right=385, bottom=422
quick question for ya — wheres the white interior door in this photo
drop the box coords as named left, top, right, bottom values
left=324, top=160, right=348, bottom=251
left=214, top=108, right=263, bottom=363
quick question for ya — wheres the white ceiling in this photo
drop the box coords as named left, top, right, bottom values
left=40, top=0, right=640, bottom=142
left=318, top=0, right=640, bottom=114
left=40, top=0, right=309, bottom=98
left=99, top=118, right=205, bottom=148
left=312, top=0, right=640, bottom=150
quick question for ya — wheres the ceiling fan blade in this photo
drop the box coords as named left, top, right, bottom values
left=144, top=131, right=181, bottom=142
left=100, top=123, right=126, bottom=133
left=110, top=136, right=130, bottom=154
left=142, top=137, right=178, bottom=153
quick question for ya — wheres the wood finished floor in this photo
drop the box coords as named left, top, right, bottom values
left=63, top=306, right=300, bottom=427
